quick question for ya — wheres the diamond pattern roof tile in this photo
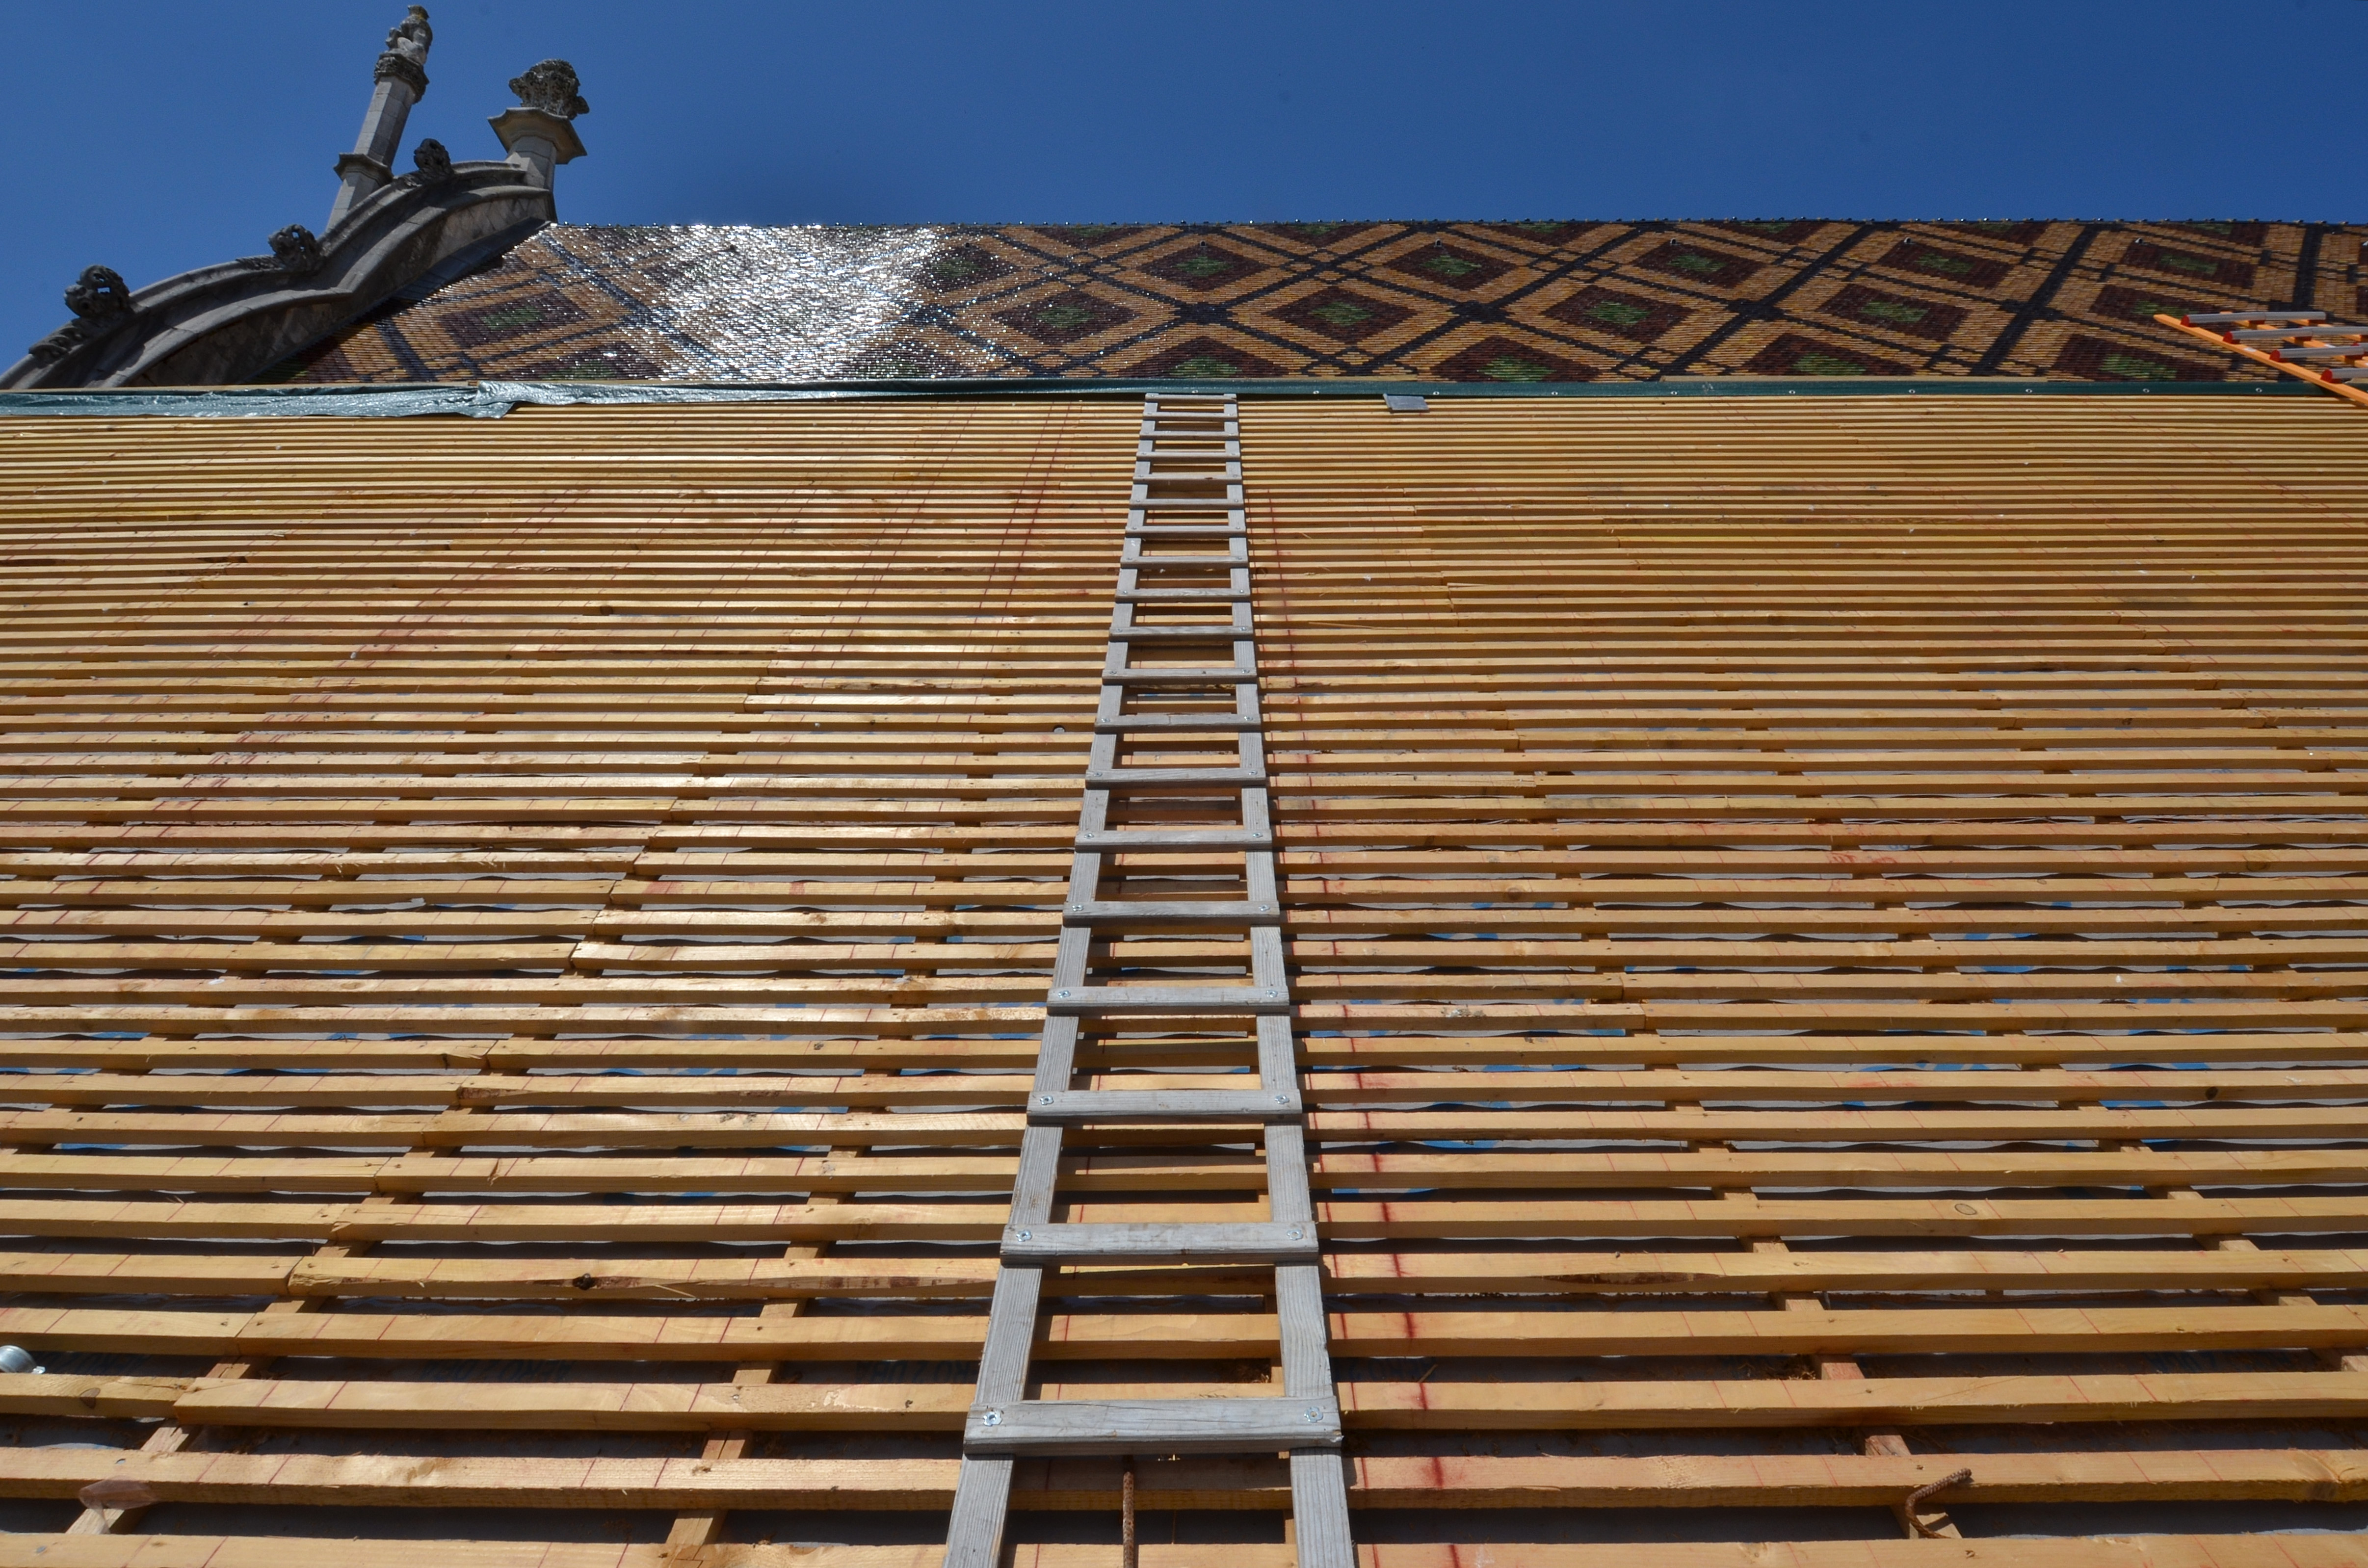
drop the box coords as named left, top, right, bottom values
left=267, top=219, right=2368, bottom=384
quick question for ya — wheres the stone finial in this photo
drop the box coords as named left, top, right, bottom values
left=508, top=59, right=587, bottom=119
left=375, top=6, right=433, bottom=95
left=411, top=138, right=453, bottom=183
left=491, top=61, right=588, bottom=187
left=26, top=266, right=134, bottom=365
left=268, top=225, right=326, bottom=275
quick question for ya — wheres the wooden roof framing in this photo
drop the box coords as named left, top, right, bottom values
left=0, top=391, right=2363, bottom=1562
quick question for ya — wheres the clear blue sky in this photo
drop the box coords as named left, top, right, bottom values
left=3, top=0, right=2362, bottom=360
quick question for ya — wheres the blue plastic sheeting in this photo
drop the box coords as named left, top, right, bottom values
left=485, top=381, right=861, bottom=414
left=0, top=376, right=2317, bottom=420
left=0, top=384, right=501, bottom=418
left=0, top=381, right=843, bottom=420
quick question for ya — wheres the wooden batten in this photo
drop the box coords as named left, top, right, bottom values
left=0, top=391, right=2361, bottom=1559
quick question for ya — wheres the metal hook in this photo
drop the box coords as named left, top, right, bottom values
left=1903, top=1467, right=1972, bottom=1538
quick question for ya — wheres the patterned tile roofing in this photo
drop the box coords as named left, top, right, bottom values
left=273, top=219, right=2368, bottom=384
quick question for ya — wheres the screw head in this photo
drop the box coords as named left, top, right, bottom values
left=1039, top=1094, right=1053, bottom=1105
left=1287, top=1226, right=1303, bottom=1240
left=1274, top=1092, right=1289, bottom=1104
left=1016, top=1229, right=1032, bottom=1241
left=1303, top=1408, right=1321, bottom=1423
left=1055, top=989, right=1071, bottom=998
left=982, top=1410, right=1002, bottom=1427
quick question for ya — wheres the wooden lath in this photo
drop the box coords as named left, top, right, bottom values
left=0, top=391, right=2363, bottom=1561
left=0, top=398, right=1131, bottom=1547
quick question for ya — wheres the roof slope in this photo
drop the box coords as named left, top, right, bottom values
left=276, top=218, right=2367, bottom=384
left=3, top=392, right=2368, bottom=1554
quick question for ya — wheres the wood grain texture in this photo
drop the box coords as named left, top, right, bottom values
left=2, top=391, right=2367, bottom=1560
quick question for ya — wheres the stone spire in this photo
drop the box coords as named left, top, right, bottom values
left=327, top=5, right=434, bottom=230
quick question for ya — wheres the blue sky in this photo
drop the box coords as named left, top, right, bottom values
left=3, top=0, right=2363, bottom=361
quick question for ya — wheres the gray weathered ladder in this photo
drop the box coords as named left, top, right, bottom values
left=942, top=392, right=1353, bottom=1568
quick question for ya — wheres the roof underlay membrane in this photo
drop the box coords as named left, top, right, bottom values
left=0, top=389, right=2364, bottom=1562
left=268, top=218, right=2368, bottom=385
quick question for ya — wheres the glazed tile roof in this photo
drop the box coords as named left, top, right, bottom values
left=274, top=218, right=2368, bottom=384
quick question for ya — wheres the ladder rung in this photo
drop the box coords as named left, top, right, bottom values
left=1135, top=485, right=1244, bottom=500
left=1094, top=711, right=1259, bottom=732
left=1122, top=535, right=1250, bottom=551
left=1128, top=496, right=1239, bottom=509
left=1121, top=549, right=1248, bottom=569
left=1103, top=666, right=1255, bottom=685
left=2230, top=324, right=2368, bottom=342
left=1136, top=458, right=1241, bottom=471
left=1043, top=986, right=1290, bottom=1018
left=1109, top=621, right=1252, bottom=641
left=1075, top=826, right=1271, bottom=849
left=1116, top=587, right=1251, bottom=603
left=2184, top=310, right=2326, bottom=325
left=1029, top=1086, right=1301, bottom=1120
left=1000, top=1219, right=1316, bottom=1263
left=965, top=1396, right=1341, bottom=1457
left=1083, top=763, right=1264, bottom=786
left=1064, top=898, right=1278, bottom=926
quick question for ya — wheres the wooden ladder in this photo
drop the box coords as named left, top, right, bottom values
left=2158, top=308, right=2368, bottom=409
left=942, top=392, right=1352, bottom=1568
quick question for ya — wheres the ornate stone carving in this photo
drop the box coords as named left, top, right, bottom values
left=410, top=138, right=453, bottom=184
left=26, top=266, right=133, bottom=365
left=373, top=5, right=432, bottom=96
left=268, top=225, right=326, bottom=275
left=64, top=266, right=132, bottom=324
left=508, top=59, right=587, bottom=119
